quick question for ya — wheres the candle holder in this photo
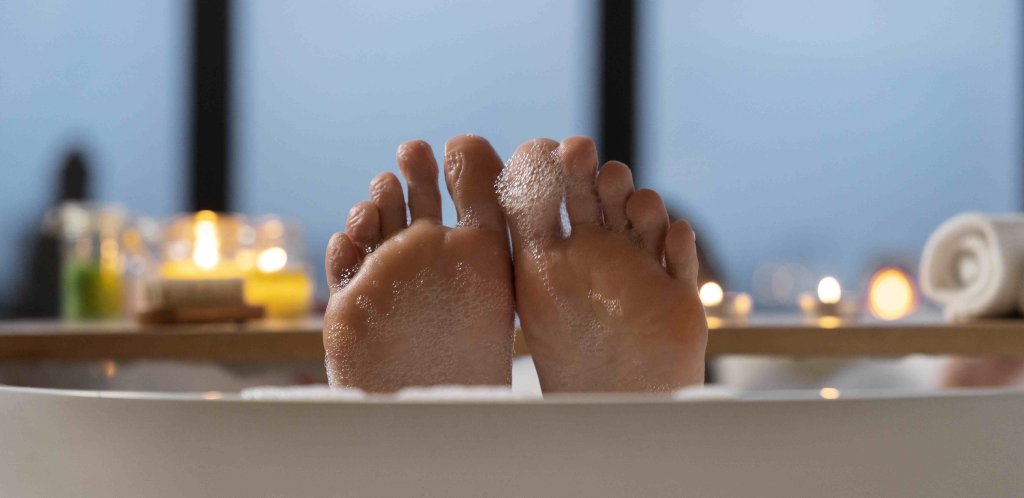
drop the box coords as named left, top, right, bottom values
left=243, top=216, right=313, bottom=319
left=799, top=276, right=858, bottom=327
left=139, top=211, right=262, bottom=324
left=159, top=210, right=248, bottom=280
left=699, top=282, right=753, bottom=327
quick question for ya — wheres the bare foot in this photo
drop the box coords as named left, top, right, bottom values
left=498, top=137, right=707, bottom=393
left=323, top=136, right=515, bottom=392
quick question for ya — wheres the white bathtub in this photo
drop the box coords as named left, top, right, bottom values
left=0, top=382, right=1021, bottom=497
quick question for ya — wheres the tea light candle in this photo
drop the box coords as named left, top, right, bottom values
left=866, top=267, right=917, bottom=321
left=699, top=282, right=753, bottom=326
left=799, top=276, right=857, bottom=324
left=159, top=211, right=244, bottom=280
left=244, top=245, right=313, bottom=319
left=241, top=218, right=313, bottom=318
left=152, top=212, right=313, bottom=319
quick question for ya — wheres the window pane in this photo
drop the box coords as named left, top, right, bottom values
left=234, top=0, right=595, bottom=295
left=0, top=0, right=186, bottom=311
left=641, top=0, right=1019, bottom=303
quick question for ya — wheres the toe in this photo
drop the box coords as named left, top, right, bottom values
left=597, top=160, right=634, bottom=232
left=325, top=232, right=361, bottom=292
left=443, top=134, right=506, bottom=231
left=665, top=220, right=699, bottom=286
left=559, top=136, right=601, bottom=227
left=625, top=188, right=669, bottom=259
left=345, top=201, right=382, bottom=253
left=396, top=140, right=443, bottom=223
left=497, top=138, right=563, bottom=251
left=370, top=172, right=406, bottom=238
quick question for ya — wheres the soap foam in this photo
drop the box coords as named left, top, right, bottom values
left=495, top=141, right=565, bottom=246
left=395, top=385, right=537, bottom=401
left=240, top=384, right=539, bottom=401
left=588, top=290, right=623, bottom=317
left=241, top=384, right=367, bottom=401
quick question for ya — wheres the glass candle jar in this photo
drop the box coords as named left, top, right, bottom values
left=159, top=210, right=249, bottom=280
left=242, top=216, right=313, bottom=319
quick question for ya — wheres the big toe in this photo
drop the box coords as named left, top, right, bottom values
left=497, top=138, right=563, bottom=252
left=444, top=134, right=506, bottom=231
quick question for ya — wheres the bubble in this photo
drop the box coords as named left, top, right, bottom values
left=330, top=266, right=359, bottom=291
left=588, top=290, right=623, bottom=317
left=456, top=207, right=480, bottom=229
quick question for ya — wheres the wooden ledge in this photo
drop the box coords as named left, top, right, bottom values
left=1, top=315, right=1023, bottom=361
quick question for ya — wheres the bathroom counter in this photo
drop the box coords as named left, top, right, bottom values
left=1, top=316, right=1023, bottom=360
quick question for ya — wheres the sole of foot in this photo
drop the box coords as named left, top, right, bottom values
left=498, top=137, right=708, bottom=393
left=323, top=136, right=515, bottom=393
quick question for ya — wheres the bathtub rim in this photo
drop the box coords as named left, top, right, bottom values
left=1, top=382, right=1020, bottom=405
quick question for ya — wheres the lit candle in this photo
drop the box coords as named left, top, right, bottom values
left=700, top=281, right=753, bottom=327
left=867, top=267, right=917, bottom=321
left=244, top=245, right=313, bottom=319
left=159, top=211, right=244, bottom=280
left=152, top=212, right=313, bottom=319
left=242, top=218, right=313, bottom=319
left=799, top=276, right=857, bottom=325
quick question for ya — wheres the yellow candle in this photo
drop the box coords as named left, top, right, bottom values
left=244, top=268, right=313, bottom=318
left=160, top=210, right=245, bottom=280
left=242, top=246, right=312, bottom=318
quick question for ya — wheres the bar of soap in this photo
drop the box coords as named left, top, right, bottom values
left=143, top=278, right=245, bottom=309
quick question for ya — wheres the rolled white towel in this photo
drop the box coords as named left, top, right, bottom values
left=920, top=212, right=1024, bottom=321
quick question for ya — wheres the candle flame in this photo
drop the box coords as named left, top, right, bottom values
left=192, top=210, right=220, bottom=270
left=256, top=247, right=288, bottom=273
left=103, top=360, right=118, bottom=379
left=817, top=276, right=842, bottom=304
left=699, top=282, right=724, bottom=307
left=819, top=387, right=840, bottom=400
left=867, top=267, right=916, bottom=320
left=733, top=292, right=753, bottom=316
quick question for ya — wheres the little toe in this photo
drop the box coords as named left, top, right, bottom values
left=326, top=232, right=361, bottom=292
left=396, top=140, right=443, bottom=223
left=497, top=138, right=564, bottom=251
left=596, top=161, right=634, bottom=232
left=625, top=188, right=669, bottom=259
left=665, top=219, right=699, bottom=287
left=559, top=136, right=601, bottom=227
left=345, top=200, right=382, bottom=254
left=444, top=134, right=506, bottom=231
left=370, top=172, right=406, bottom=238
